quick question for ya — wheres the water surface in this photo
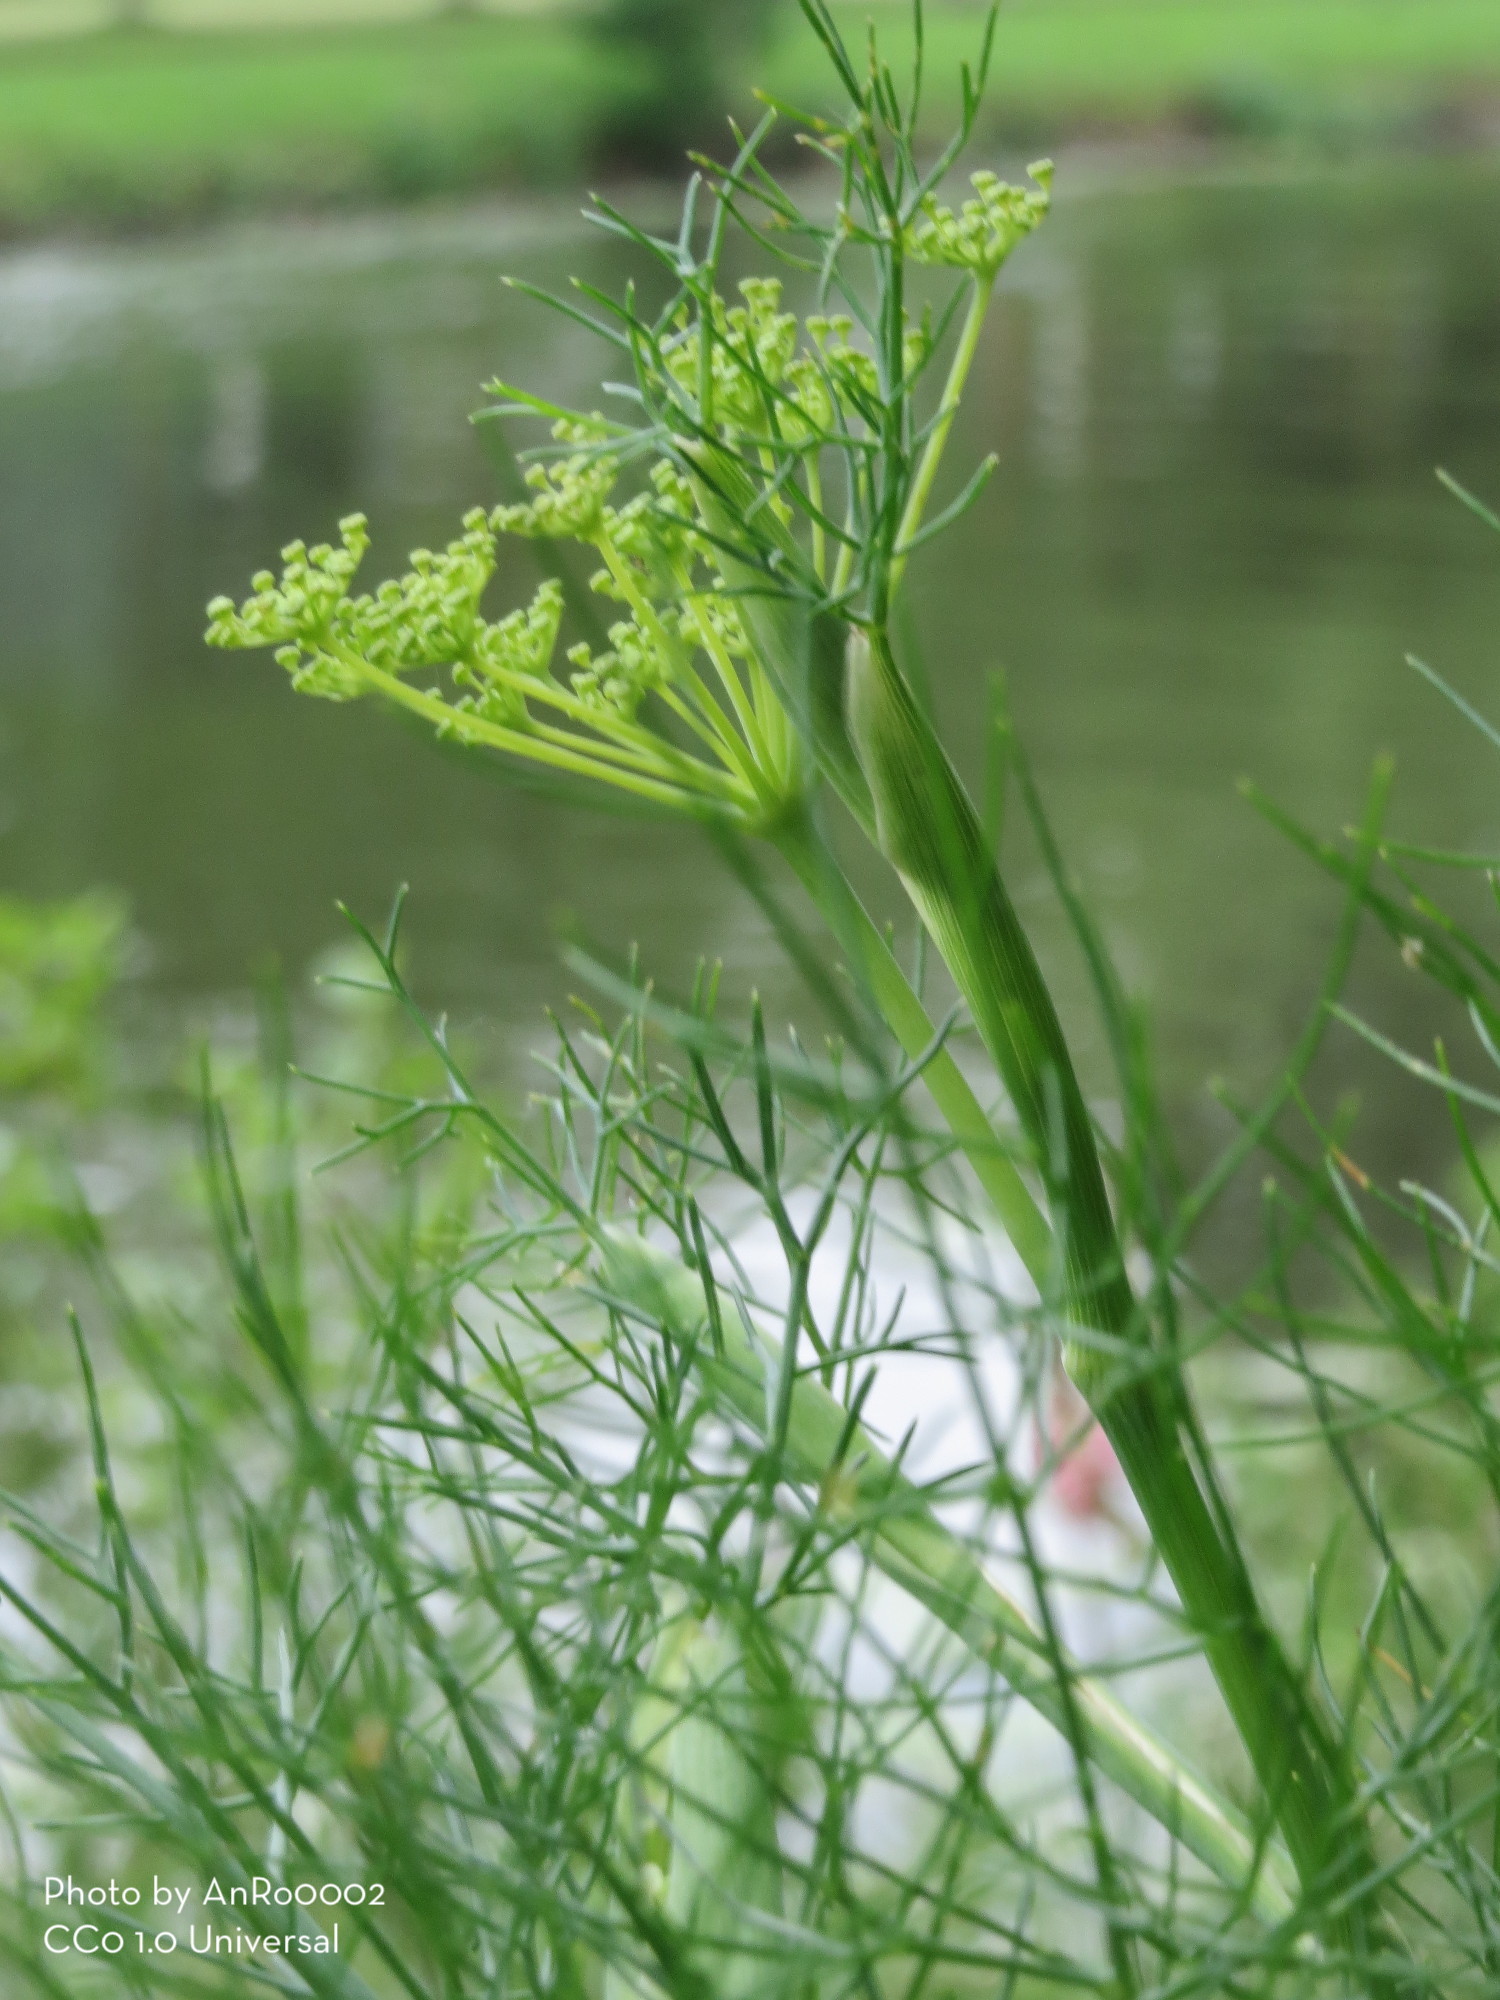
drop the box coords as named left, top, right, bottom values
left=3, top=160, right=1500, bottom=1191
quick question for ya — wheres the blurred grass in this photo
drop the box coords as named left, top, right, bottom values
left=0, top=2, right=1496, bottom=232
left=0, top=18, right=623, bottom=229
left=0, top=0, right=551, bottom=31
left=796, top=1, right=1500, bottom=113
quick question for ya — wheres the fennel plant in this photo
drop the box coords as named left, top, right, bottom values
left=3, top=4, right=1494, bottom=1997
left=205, top=1, right=1394, bottom=1977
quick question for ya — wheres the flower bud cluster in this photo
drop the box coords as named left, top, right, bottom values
left=662, top=277, right=800, bottom=436
left=567, top=614, right=670, bottom=719
left=803, top=314, right=877, bottom=414
left=206, top=514, right=373, bottom=697
left=452, top=579, right=565, bottom=729
left=904, top=161, right=1054, bottom=278
left=660, top=278, right=906, bottom=445
left=208, top=500, right=574, bottom=731
left=602, top=462, right=701, bottom=598
left=679, top=591, right=750, bottom=667
left=493, top=450, right=619, bottom=542
left=205, top=346, right=851, bottom=819
left=345, top=510, right=497, bottom=677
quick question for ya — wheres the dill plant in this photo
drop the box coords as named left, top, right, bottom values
left=3, top=5, right=1500, bottom=1997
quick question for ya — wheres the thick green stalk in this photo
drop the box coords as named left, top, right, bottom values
left=607, top=1614, right=785, bottom=2000
left=596, top=1229, right=1299, bottom=1929
left=843, top=627, right=1393, bottom=1973
left=845, top=632, right=1130, bottom=1340
left=773, top=812, right=1054, bottom=1284
left=658, top=1618, right=784, bottom=2000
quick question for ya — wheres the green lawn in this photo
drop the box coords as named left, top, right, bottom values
left=0, top=2, right=1496, bottom=235
left=0, top=0, right=528, bottom=33
left=802, top=2, right=1500, bottom=113
left=0, top=17, right=623, bottom=229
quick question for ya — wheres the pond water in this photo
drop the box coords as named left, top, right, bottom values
left=3, top=156, right=1500, bottom=1193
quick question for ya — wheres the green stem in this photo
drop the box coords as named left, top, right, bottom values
left=773, top=812, right=1053, bottom=1285
left=846, top=631, right=1127, bottom=1337
left=891, top=273, right=994, bottom=595
left=806, top=453, right=827, bottom=585
left=843, top=626, right=1398, bottom=1984
left=673, top=558, right=771, bottom=766
left=684, top=442, right=871, bottom=820
left=341, top=652, right=753, bottom=816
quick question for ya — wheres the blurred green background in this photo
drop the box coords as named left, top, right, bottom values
left=0, top=2, right=1496, bottom=233
left=3, top=17, right=1498, bottom=1988
left=2, top=0, right=1500, bottom=1210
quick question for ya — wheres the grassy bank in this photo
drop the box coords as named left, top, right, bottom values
left=0, top=1, right=1497, bottom=234
left=0, top=18, right=620, bottom=231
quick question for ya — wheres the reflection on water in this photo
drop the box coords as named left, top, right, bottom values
left=2, top=162, right=1499, bottom=1188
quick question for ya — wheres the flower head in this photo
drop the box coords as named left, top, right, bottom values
left=904, top=161, right=1054, bottom=279
left=206, top=514, right=373, bottom=697
left=494, top=448, right=619, bottom=542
